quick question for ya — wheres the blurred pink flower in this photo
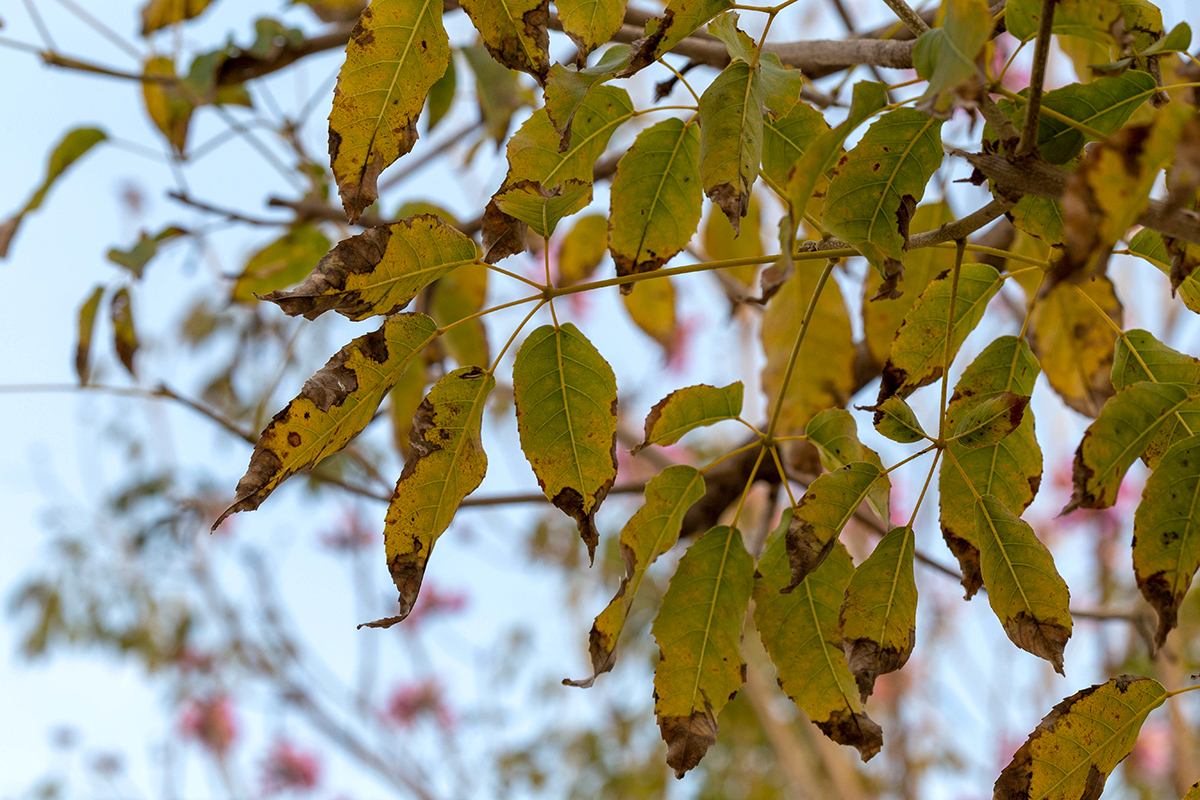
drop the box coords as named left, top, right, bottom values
left=320, top=508, right=375, bottom=552
left=384, top=679, right=454, bottom=729
left=665, top=315, right=699, bottom=373
left=1128, top=720, right=1171, bottom=781
left=260, top=739, right=322, bottom=794
left=179, top=694, right=238, bottom=756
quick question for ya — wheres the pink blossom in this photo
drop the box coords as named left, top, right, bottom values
left=179, top=694, right=238, bottom=756
left=1128, top=720, right=1171, bottom=780
left=665, top=316, right=699, bottom=373
left=260, top=739, right=322, bottom=794
left=384, top=679, right=454, bottom=729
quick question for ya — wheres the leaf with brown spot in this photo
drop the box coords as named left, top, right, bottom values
left=459, top=0, right=550, bottom=84
left=110, top=288, right=139, bottom=377
left=371, top=366, right=495, bottom=626
left=214, top=313, right=437, bottom=529
left=804, top=408, right=892, bottom=523
left=698, top=59, right=763, bottom=233
left=492, top=178, right=592, bottom=238
left=566, top=465, right=705, bottom=687
left=555, top=0, right=628, bottom=59
left=871, top=396, right=927, bottom=444
left=481, top=199, right=530, bottom=263
left=993, top=675, right=1165, bottom=800
left=232, top=224, right=331, bottom=303
left=785, top=462, right=883, bottom=589
left=754, top=513, right=883, bottom=760
left=1111, top=329, right=1200, bottom=469
left=513, top=324, right=618, bottom=562
left=620, top=0, right=733, bottom=78
left=74, top=285, right=104, bottom=385
left=634, top=382, right=743, bottom=454
left=653, top=525, right=754, bottom=778
left=263, top=215, right=478, bottom=321
left=950, top=392, right=1030, bottom=449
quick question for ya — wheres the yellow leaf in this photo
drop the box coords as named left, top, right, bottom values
left=459, top=0, right=550, bottom=84
left=621, top=276, right=676, bottom=351
left=140, top=0, right=213, bottom=35
left=558, top=214, right=608, bottom=285
left=142, top=56, right=193, bottom=155
left=1028, top=278, right=1123, bottom=417
left=634, top=382, right=744, bottom=453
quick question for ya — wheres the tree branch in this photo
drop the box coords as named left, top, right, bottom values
left=1016, top=0, right=1058, bottom=157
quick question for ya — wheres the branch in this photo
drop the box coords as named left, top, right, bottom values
left=880, top=0, right=932, bottom=36
left=1015, top=0, right=1057, bottom=157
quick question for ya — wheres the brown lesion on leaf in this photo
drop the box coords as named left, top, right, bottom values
left=563, top=541, right=637, bottom=688
left=707, top=182, right=749, bottom=235
left=1002, top=611, right=1069, bottom=675
left=551, top=486, right=604, bottom=565
left=264, top=225, right=392, bottom=319
left=481, top=198, right=530, bottom=263
left=658, top=706, right=719, bottom=779
left=843, top=631, right=914, bottom=702
left=815, top=708, right=883, bottom=762
left=213, top=447, right=284, bottom=530
left=619, top=7, right=680, bottom=78
left=462, top=0, right=550, bottom=85
left=1062, top=441, right=1098, bottom=514
left=783, top=513, right=838, bottom=591
left=1135, top=568, right=1182, bottom=650
left=941, top=529, right=984, bottom=598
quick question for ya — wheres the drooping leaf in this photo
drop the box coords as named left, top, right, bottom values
left=804, top=408, right=891, bottom=523
left=872, top=397, right=927, bottom=444
left=107, top=226, right=187, bottom=280
left=824, top=109, right=944, bottom=294
left=621, top=273, right=677, bottom=349
left=492, top=178, right=592, bottom=237
left=1133, top=434, right=1200, bottom=648
left=912, top=0, right=993, bottom=114
left=459, top=0, right=550, bottom=84
left=839, top=524, right=918, bottom=702
left=785, top=462, right=883, bottom=589
left=543, top=45, right=631, bottom=150
left=327, top=0, right=450, bottom=221
left=974, top=495, right=1072, bottom=673
left=1005, top=0, right=1122, bottom=43
left=375, top=366, right=495, bottom=625
left=1065, top=382, right=1197, bottom=512
left=232, top=225, right=331, bottom=303
left=653, top=524, right=754, bottom=778
left=1110, top=329, right=1200, bottom=468
left=0, top=127, right=106, bottom=258
left=430, top=261, right=490, bottom=368
left=558, top=214, right=609, bottom=285
left=634, top=382, right=744, bottom=453
left=567, top=465, right=705, bottom=687
left=1129, top=228, right=1200, bottom=313
left=754, top=514, right=883, bottom=760
left=75, top=286, right=105, bottom=385
left=214, top=313, right=437, bottom=528
left=994, top=675, right=1166, bottom=800
left=512, top=324, right=618, bottom=561
left=110, top=288, right=139, bottom=377
left=609, top=118, right=702, bottom=285
left=951, top=392, right=1030, bottom=449
left=621, top=0, right=734, bottom=77
left=940, top=336, right=1042, bottom=598
left=263, top=215, right=478, bottom=321
left=877, top=262, right=1003, bottom=402
left=555, top=0, right=628, bottom=58
left=698, top=60, right=763, bottom=232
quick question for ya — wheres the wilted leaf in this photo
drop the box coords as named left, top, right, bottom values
left=621, top=273, right=677, bottom=349
left=558, top=214, right=608, bottom=284
left=108, top=226, right=187, bottom=279
left=804, top=408, right=891, bottom=523
left=376, top=366, right=495, bottom=624
left=141, top=0, right=213, bottom=34
left=974, top=495, right=1072, bottom=672
left=513, top=324, right=618, bottom=561
left=110, top=288, right=139, bottom=377
left=555, top=0, right=627, bottom=58
left=328, top=0, right=450, bottom=221
left=75, top=286, right=105, bottom=385
left=492, top=178, right=591, bottom=237
left=699, top=60, right=763, bottom=232
left=912, top=0, right=993, bottom=114
left=872, top=396, right=927, bottom=443
left=622, top=0, right=733, bottom=77
left=653, top=524, right=754, bottom=778
left=567, top=465, right=705, bottom=687
left=459, top=0, right=550, bottom=84
left=951, top=392, right=1029, bottom=449
left=754, top=515, right=882, bottom=760
left=994, top=675, right=1166, bottom=800
left=634, top=382, right=744, bottom=453
left=214, top=313, right=437, bottom=527
left=263, top=215, right=478, bottom=321
left=232, top=225, right=331, bottom=302
left=785, top=462, right=883, bottom=588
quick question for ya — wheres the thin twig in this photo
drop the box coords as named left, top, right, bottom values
left=1016, top=0, right=1057, bottom=157
left=880, top=0, right=931, bottom=36
left=168, top=191, right=287, bottom=226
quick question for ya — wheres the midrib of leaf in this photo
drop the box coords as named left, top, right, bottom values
left=629, top=472, right=704, bottom=604
left=555, top=326, right=587, bottom=493
left=977, top=500, right=1035, bottom=614
left=358, top=0, right=436, bottom=170
left=357, top=256, right=479, bottom=294
left=1037, top=85, right=1159, bottom=151
left=876, top=526, right=912, bottom=647
left=634, top=121, right=693, bottom=262
left=866, top=116, right=937, bottom=249
left=735, top=64, right=756, bottom=188
left=1113, top=327, right=1197, bottom=438
left=690, top=528, right=736, bottom=709
left=542, top=110, right=635, bottom=187
left=982, top=345, right=1027, bottom=497
left=431, top=375, right=491, bottom=528
left=1096, top=394, right=1193, bottom=488
left=803, top=578, right=857, bottom=711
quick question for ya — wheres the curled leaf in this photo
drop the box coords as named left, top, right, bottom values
left=634, top=382, right=743, bottom=454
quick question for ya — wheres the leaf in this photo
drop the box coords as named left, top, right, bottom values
left=761, top=97, right=830, bottom=204
left=785, top=462, right=883, bottom=589
left=232, top=225, right=331, bottom=303
left=702, top=195, right=763, bottom=288
left=840, top=525, right=918, bottom=700
left=1021, top=70, right=1159, bottom=165
left=375, top=366, right=495, bottom=625
left=513, top=324, right=618, bottom=561
left=459, top=0, right=550, bottom=84
left=558, top=214, right=608, bottom=284
left=214, top=313, right=437, bottom=527
left=698, top=60, right=763, bottom=232
left=994, top=675, right=1166, bottom=800
left=75, top=286, right=105, bottom=385
left=758, top=54, right=805, bottom=119
left=110, top=288, right=139, bottom=377
left=912, top=0, right=993, bottom=114
left=1092, top=21, right=1192, bottom=75
left=1133, top=434, right=1200, bottom=648
left=878, top=263, right=1003, bottom=402
left=1111, top=329, right=1200, bottom=468
left=974, top=495, right=1072, bottom=672
left=142, top=56, right=193, bottom=155
left=1184, top=781, right=1200, bottom=800
left=1005, top=0, right=1122, bottom=43
left=389, top=349, right=429, bottom=461
left=140, top=0, right=213, bottom=34
left=823, top=109, right=944, bottom=293
left=430, top=260, right=490, bottom=368
left=622, top=0, right=734, bottom=77
left=951, top=392, right=1030, bottom=449
left=507, top=83, right=634, bottom=187
left=462, top=43, right=527, bottom=145
left=872, top=396, right=927, bottom=443
left=653, top=524, right=754, bottom=778
left=492, top=178, right=592, bottom=237
left=328, top=0, right=450, bottom=221
left=544, top=45, right=631, bottom=150
left=753, top=514, right=883, bottom=760
left=1129, top=228, right=1200, bottom=313
left=1010, top=193, right=1068, bottom=245
left=1065, top=381, right=1197, bottom=512
left=634, top=382, right=744, bottom=453
left=425, top=53, right=457, bottom=131
left=940, top=336, right=1042, bottom=598
left=761, top=265, right=856, bottom=435
left=804, top=408, right=892, bottom=523
left=555, top=0, right=627, bottom=58
left=621, top=274, right=677, bottom=349
left=263, top=215, right=478, bottom=321
left=566, top=465, right=705, bottom=687
left=107, top=226, right=187, bottom=279
left=609, top=118, right=703, bottom=286
left=0, top=126, right=106, bottom=259
left=1029, top=277, right=1123, bottom=416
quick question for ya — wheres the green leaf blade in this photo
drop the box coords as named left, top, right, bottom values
left=786, top=462, right=883, bottom=588
left=635, top=382, right=744, bottom=453
left=699, top=60, right=764, bottom=232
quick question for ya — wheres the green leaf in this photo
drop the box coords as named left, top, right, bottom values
left=878, top=263, right=1003, bottom=402
left=375, top=366, right=495, bottom=625
left=492, top=178, right=592, bottom=237
left=950, top=392, right=1029, bottom=449
left=804, top=409, right=892, bottom=523
left=110, top=288, right=139, bottom=377
left=823, top=109, right=944, bottom=293
left=107, top=226, right=187, bottom=280
left=508, top=84, right=634, bottom=187
left=1133, top=434, right=1200, bottom=648
left=753, top=514, right=883, bottom=760
left=566, top=465, right=705, bottom=687
left=462, top=43, right=528, bottom=146
left=214, top=313, right=438, bottom=528
left=622, top=0, right=734, bottom=77
left=912, top=0, right=993, bottom=114
left=0, top=126, right=107, bottom=258
left=1005, top=0, right=1122, bottom=43
left=425, top=52, right=457, bottom=131
left=1065, top=382, right=1197, bottom=512
left=994, top=675, right=1166, bottom=800
left=544, top=45, right=631, bottom=150
left=232, top=225, right=331, bottom=303
left=263, top=215, right=479, bottom=321
left=974, top=495, right=1072, bottom=672
left=758, top=54, right=805, bottom=119
left=74, top=286, right=105, bottom=385
left=840, top=525, right=917, bottom=700
left=1129, top=228, right=1200, bottom=314
left=940, top=336, right=1042, bottom=598
left=459, top=0, right=550, bottom=83
left=556, top=0, right=628, bottom=58
left=761, top=98, right=830, bottom=201
left=1008, top=193, right=1067, bottom=245
left=140, top=0, right=212, bottom=34
left=1023, top=70, right=1158, bottom=164
left=609, top=118, right=703, bottom=283
left=699, top=60, right=763, bottom=232
left=513, top=323, right=618, bottom=561
left=558, top=213, right=609, bottom=284
left=1092, top=22, right=1192, bottom=75
left=653, top=524, right=754, bottom=778
left=634, top=382, right=744, bottom=453
left=327, top=0, right=450, bottom=221
left=871, top=396, right=927, bottom=443
left=785, top=462, right=884, bottom=588
left=1110, top=329, right=1200, bottom=468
